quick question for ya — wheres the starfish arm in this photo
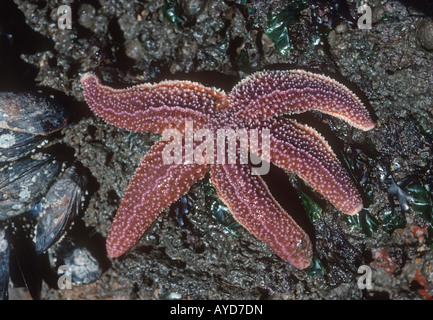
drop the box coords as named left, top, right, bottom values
left=210, top=163, right=313, bottom=269
left=229, top=69, right=375, bottom=131
left=80, top=73, right=227, bottom=134
left=250, top=118, right=363, bottom=215
left=106, top=139, right=209, bottom=258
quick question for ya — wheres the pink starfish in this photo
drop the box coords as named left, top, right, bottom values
left=81, top=69, right=374, bottom=269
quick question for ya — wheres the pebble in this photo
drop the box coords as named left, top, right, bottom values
left=78, top=4, right=96, bottom=30
left=125, top=40, right=144, bottom=61
left=417, top=18, right=433, bottom=50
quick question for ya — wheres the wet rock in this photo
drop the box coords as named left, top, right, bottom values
left=314, top=220, right=363, bottom=286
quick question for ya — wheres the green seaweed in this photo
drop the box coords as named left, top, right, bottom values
left=264, top=1, right=308, bottom=57
left=406, top=183, right=433, bottom=227
left=203, top=178, right=242, bottom=237
left=162, top=0, right=185, bottom=30
left=306, top=255, right=327, bottom=277
left=381, top=208, right=406, bottom=234
left=299, top=191, right=323, bottom=222
left=236, top=0, right=257, bottom=30
left=416, top=121, right=433, bottom=140
left=237, top=47, right=252, bottom=73
left=405, top=182, right=433, bottom=247
left=345, top=210, right=378, bottom=237
left=210, top=202, right=242, bottom=238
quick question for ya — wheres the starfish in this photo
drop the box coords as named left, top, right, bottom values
left=80, top=69, right=374, bottom=269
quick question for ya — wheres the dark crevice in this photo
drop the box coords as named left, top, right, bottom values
left=261, top=163, right=316, bottom=244
left=0, top=0, right=54, bottom=90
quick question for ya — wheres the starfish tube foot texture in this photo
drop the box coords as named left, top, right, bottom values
left=229, top=70, right=375, bottom=131
left=248, top=118, right=363, bottom=215
left=80, top=69, right=375, bottom=269
left=211, top=163, right=313, bottom=269
left=106, top=140, right=209, bottom=258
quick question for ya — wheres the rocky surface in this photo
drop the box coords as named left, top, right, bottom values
left=1, top=0, right=432, bottom=300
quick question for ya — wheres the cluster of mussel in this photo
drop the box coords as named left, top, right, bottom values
left=0, top=92, right=105, bottom=299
